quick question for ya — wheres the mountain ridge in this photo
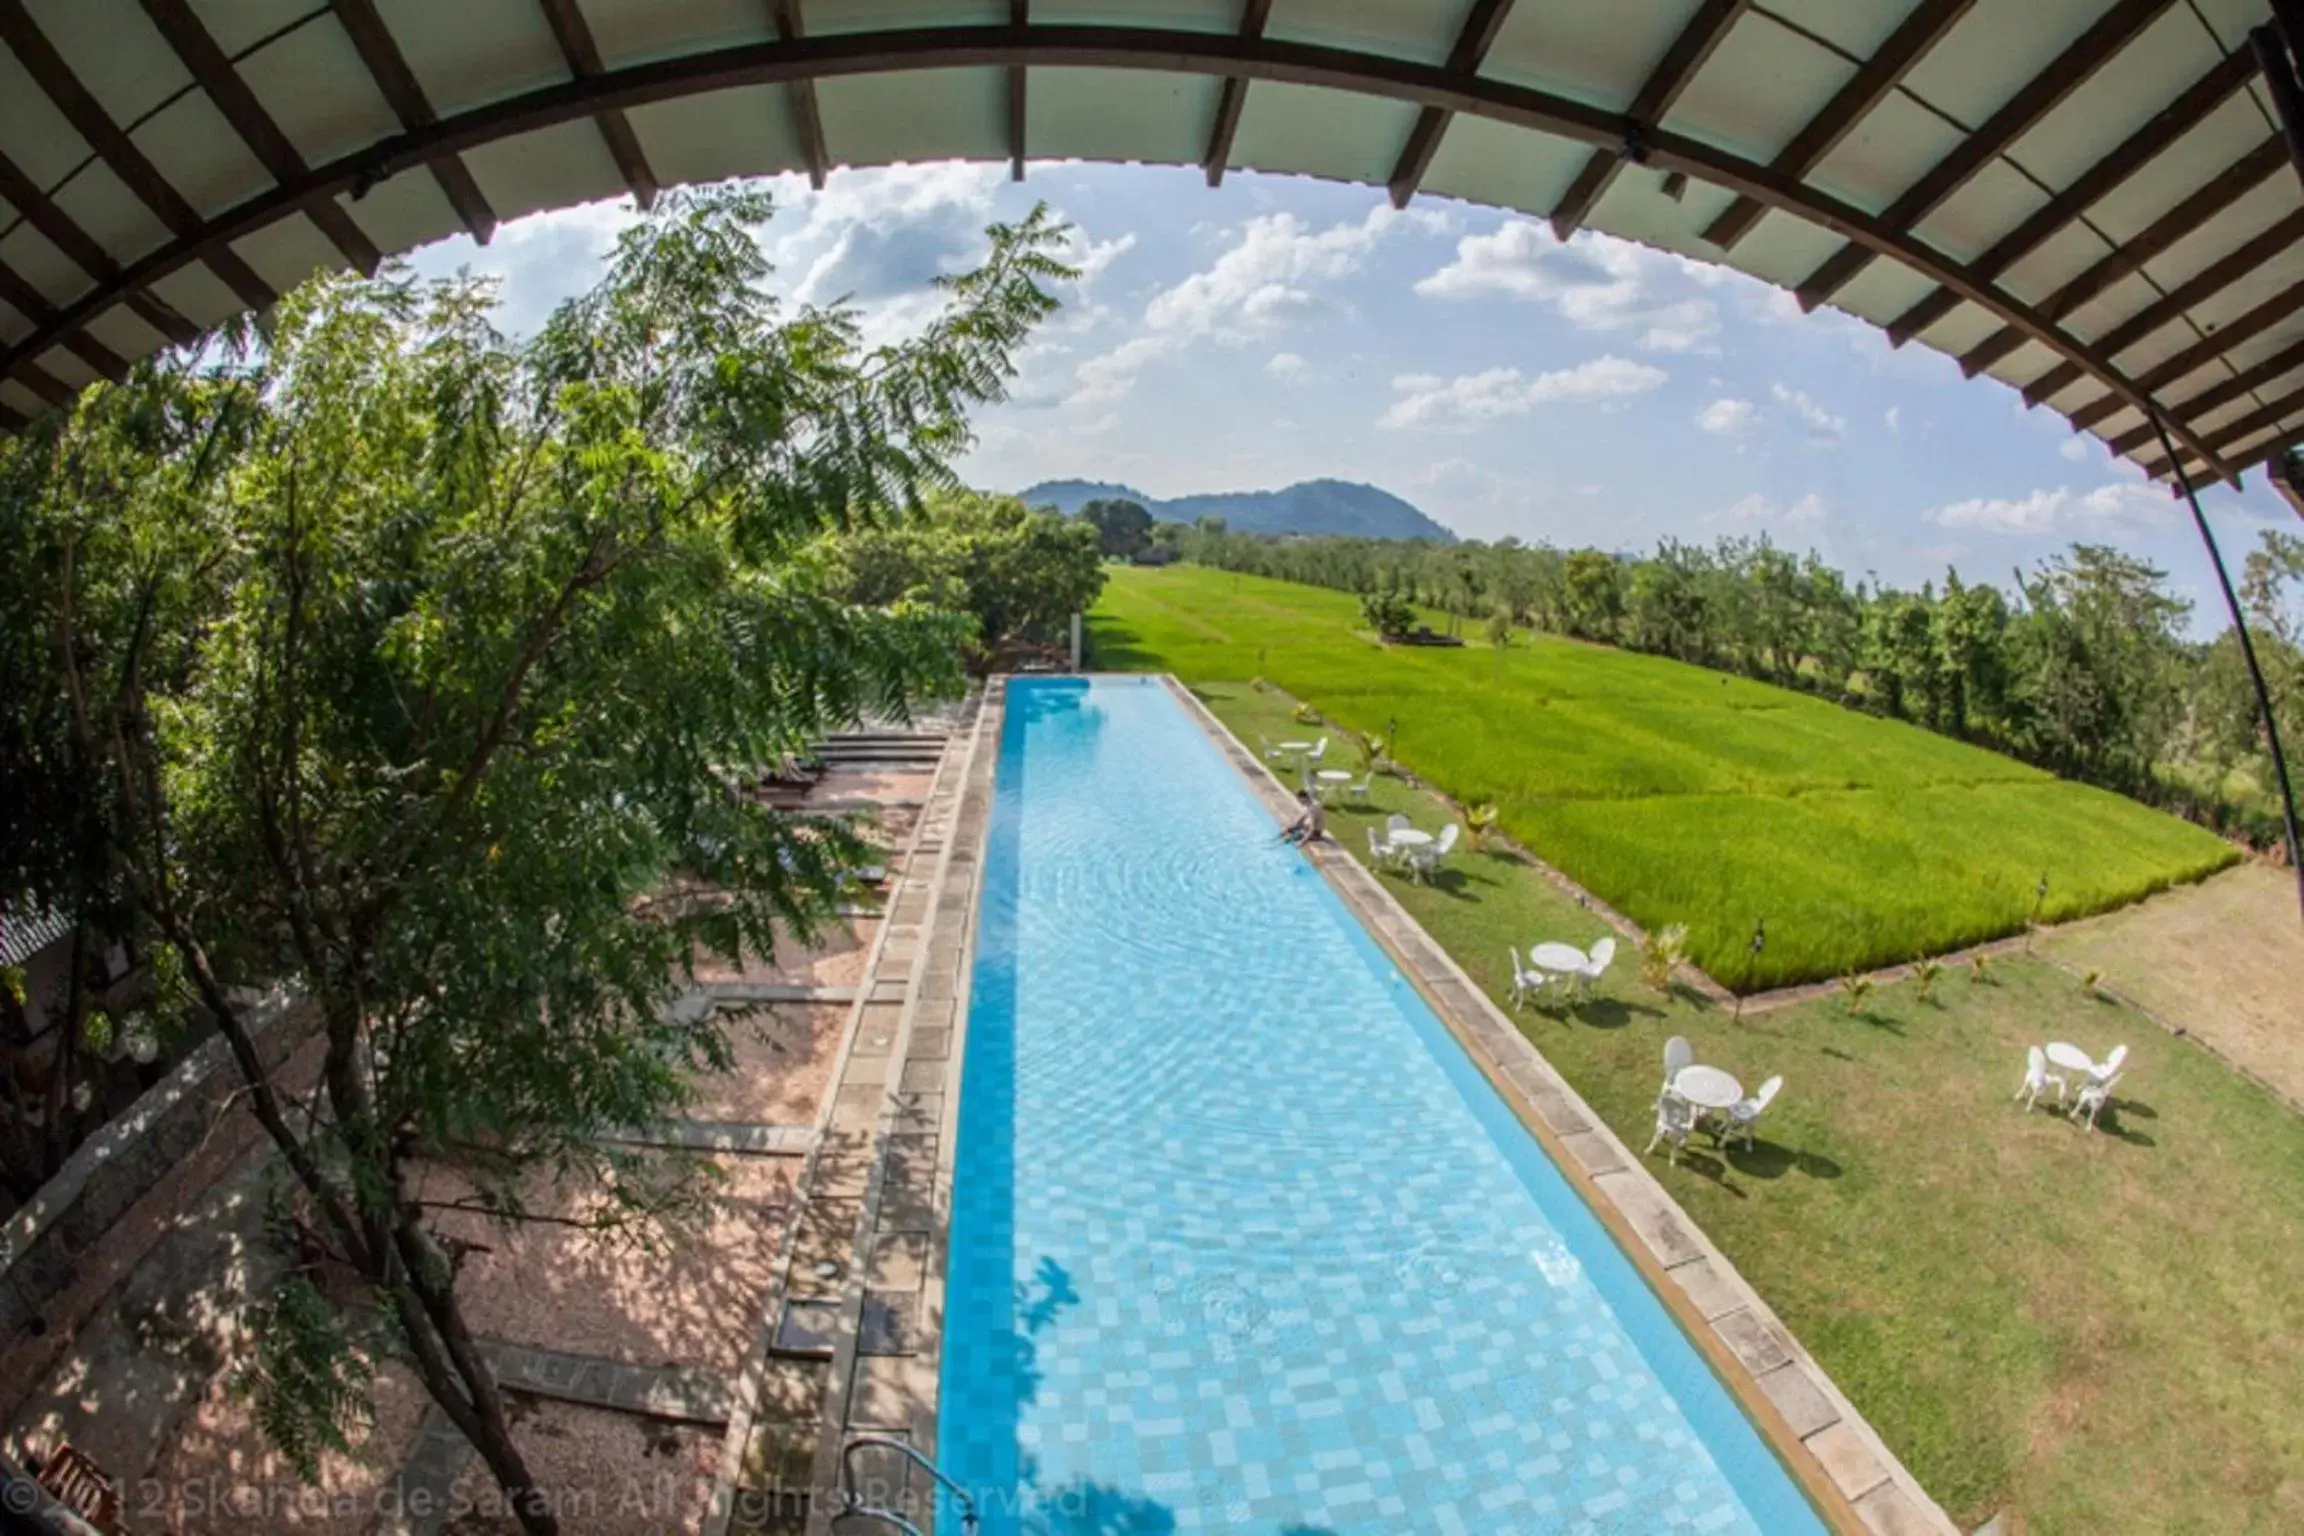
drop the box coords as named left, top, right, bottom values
left=1017, top=477, right=1456, bottom=543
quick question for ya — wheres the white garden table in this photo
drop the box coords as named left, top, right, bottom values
left=1385, top=828, right=1433, bottom=850
left=1671, top=1064, right=1744, bottom=1114
left=2045, top=1041, right=2096, bottom=1078
left=1529, top=942, right=1590, bottom=975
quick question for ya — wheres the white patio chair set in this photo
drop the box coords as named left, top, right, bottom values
left=1366, top=816, right=1459, bottom=880
left=1259, top=734, right=1372, bottom=806
left=2016, top=1040, right=2129, bottom=1131
left=1505, top=937, right=1615, bottom=1009
left=1645, top=1035, right=1784, bottom=1166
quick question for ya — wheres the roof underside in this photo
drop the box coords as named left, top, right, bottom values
left=1, top=0, right=2300, bottom=490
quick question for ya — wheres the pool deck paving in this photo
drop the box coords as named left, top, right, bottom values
left=737, top=672, right=1960, bottom=1536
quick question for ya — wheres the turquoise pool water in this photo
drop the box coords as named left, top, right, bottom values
left=940, top=677, right=1828, bottom=1534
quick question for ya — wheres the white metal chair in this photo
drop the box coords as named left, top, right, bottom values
left=2091, top=1043, right=2128, bottom=1083
left=1386, top=813, right=1411, bottom=839
left=1645, top=1092, right=1697, bottom=1165
left=1306, top=737, right=1329, bottom=765
left=1507, top=947, right=1555, bottom=1011
left=1662, top=1035, right=1694, bottom=1096
left=2071, top=1069, right=2123, bottom=1131
left=2015, top=1045, right=2058, bottom=1112
left=1723, top=1075, right=1782, bottom=1151
left=1366, top=827, right=1400, bottom=868
left=1343, top=771, right=1374, bottom=805
left=1577, top=936, right=1617, bottom=992
left=1257, top=733, right=1286, bottom=762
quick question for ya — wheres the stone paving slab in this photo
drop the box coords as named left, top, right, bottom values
left=483, top=1341, right=732, bottom=1423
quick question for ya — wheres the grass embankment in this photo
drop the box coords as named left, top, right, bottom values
left=1092, top=566, right=2236, bottom=988
left=1201, top=677, right=2304, bottom=1535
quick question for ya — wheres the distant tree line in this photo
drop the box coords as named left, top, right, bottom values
left=1175, top=523, right=2304, bottom=854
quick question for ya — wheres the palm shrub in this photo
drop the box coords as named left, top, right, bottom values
left=1914, top=957, right=1943, bottom=1002
left=1839, top=974, right=1875, bottom=1015
left=1639, top=924, right=1690, bottom=992
left=1464, top=803, right=1501, bottom=850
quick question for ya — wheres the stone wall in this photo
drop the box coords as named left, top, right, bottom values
left=0, top=995, right=306, bottom=1347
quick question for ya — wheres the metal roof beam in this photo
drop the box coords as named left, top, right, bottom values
left=0, top=20, right=2234, bottom=480
left=330, top=0, right=498, bottom=243
left=1702, top=0, right=1976, bottom=251
left=1803, top=0, right=2189, bottom=316
left=0, top=0, right=275, bottom=311
left=1386, top=0, right=1516, bottom=209
left=537, top=0, right=657, bottom=208
left=2023, top=206, right=2304, bottom=406
left=137, top=0, right=381, bottom=275
left=769, top=1, right=829, bottom=190
left=1961, top=135, right=2287, bottom=377
left=1550, top=0, right=1749, bottom=240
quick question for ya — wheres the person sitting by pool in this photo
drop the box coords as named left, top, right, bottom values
left=1278, top=788, right=1326, bottom=846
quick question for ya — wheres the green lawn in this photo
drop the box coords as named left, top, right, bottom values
left=1092, top=566, right=2237, bottom=988
left=1199, top=678, right=2304, bottom=1535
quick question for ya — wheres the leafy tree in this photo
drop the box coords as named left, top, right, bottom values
left=831, top=489, right=1104, bottom=659
left=1079, top=496, right=1154, bottom=560
left=1562, top=550, right=1625, bottom=641
left=1360, top=588, right=1416, bottom=639
left=0, top=189, right=1068, bottom=1531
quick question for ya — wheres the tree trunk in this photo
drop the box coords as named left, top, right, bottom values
left=391, top=1220, right=560, bottom=1535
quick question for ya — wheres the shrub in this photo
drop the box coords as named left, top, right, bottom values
left=1640, top=924, right=1690, bottom=992
left=1464, top=802, right=1501, bottom=850
left=1839, top=974, right=1874, bottom=1015
left=1914, top=957, right=1943, bottom=1002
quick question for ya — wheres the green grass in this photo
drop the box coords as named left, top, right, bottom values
left=1093, top=567, right=2237, bottom=988
left=1200, top=678, right=2304, bottom=1534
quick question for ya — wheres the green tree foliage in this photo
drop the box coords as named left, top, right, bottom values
left=1079, top=495, right=1155, bottom=560
left=829, top=489, right=1104, bottom=661
left=1168, top=521, right=2302, bottom=851
left=0, top=188, right=1069, bottom=1531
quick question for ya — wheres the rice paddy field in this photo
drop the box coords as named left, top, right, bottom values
left=1090, top=565, right=2239, bottom=988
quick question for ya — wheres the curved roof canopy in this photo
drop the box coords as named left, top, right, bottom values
left=0, top=0, right=2300, bottom=488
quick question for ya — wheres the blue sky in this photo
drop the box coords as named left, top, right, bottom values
left=406, top=160, right=2297, bottom=631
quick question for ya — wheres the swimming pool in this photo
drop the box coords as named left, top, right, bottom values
left=940, top=676, right=1829, bottom=1534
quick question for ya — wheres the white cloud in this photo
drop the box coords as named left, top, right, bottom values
left=1717, top=492, right=1826, bottom=526
left=1070, top=205, right=1406, bottom=407
left=1925, top=482, right=2179, bottom=536
left=1416, top=222, right=1720, bottom=353
left=1379, top=357, right=1667, bottom=431
left=1771, top=383, right=1846, bottom=442
left=1884, top=406, right=1901, bottom=434
left=2059, top=436, right=2092, bottom=462
left=1697, top=397, right=1760, bottom=436
left=1267, top=351, right=1312, bottom=382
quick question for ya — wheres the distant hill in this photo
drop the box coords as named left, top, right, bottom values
left=1017, top=477, right=1455, bottom=543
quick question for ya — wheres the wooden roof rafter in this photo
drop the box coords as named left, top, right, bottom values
left=0, top=20, right=2238, bottom=484
left=769, top=1, right=829, bottom=190
left=136, top=0, right=381, bottom=276
left=536, top=0, right=657, bottom=209
left=1702, top=0, right=1978, bottom=251
left=328, top=0, right=498, bottom=243
left=1386, top=0, right=1517, bottom=209
left=0, top=0, right=275, bottom=311
left=1204, top=0, right=1272, bottom=189
left=1550, top=0, right=1751, bottom=241
left=0, top=148, right=197, bottom=347
left=1797, top=0, right=2186, bottom=316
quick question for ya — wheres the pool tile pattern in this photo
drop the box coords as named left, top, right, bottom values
left=939, top=678, right=1838, bottom=1535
